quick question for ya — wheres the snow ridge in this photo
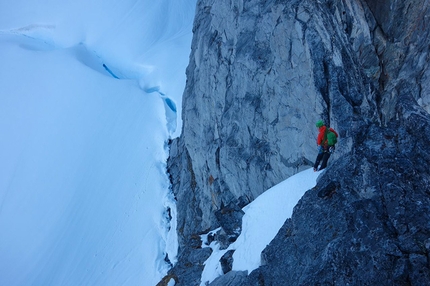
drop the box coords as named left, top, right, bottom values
left=200, top=168, right=322, bottom=285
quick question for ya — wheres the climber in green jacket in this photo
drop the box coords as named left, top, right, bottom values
left=313, top=120, right=338, bottom=171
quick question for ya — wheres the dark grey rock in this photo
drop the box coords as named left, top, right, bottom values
left=214, top=228, right=234, bottom=250
left=244, top=98, right=430, bottom=285
left=209, top=270, right=248, bottom=286
left=214, top=201, right=244, bottom=239
left=159, top=247, right=212, bottom=286
left=220, top=250, right=235, bottom=274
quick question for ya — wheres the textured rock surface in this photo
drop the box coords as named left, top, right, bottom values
left=246, top=98, right=430, bottom=284
left=364, top=0, right=430, bottom=119
left=163, top=0, right=430, bottom=284
left=214, top=201, right=244, bottom=241
left=210, top=270, right=248, bottom=286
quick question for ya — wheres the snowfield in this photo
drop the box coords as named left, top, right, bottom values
left=0, top=0, right=195, bottom=285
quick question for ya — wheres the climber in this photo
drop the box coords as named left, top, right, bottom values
left=313, top=120, right=338, bottom=171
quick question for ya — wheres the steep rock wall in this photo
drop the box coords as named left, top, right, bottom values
left=365, top=0, right=430, bottom=119
left=164, top=0, right=430, bottom=284
left=242, top=97, right=430, bottom=285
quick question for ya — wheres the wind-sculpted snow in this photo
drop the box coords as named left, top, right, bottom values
left=0, top=0, right=196, bottom=285
left=0, top=0, right=196, bottom=136
left=0, top=24, right=183, bottom=136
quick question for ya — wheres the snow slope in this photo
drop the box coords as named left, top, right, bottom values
left=0, top=1, right=196, bottom=285
left=201, top=168, right=322, bottom=285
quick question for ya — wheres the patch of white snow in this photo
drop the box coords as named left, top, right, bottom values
left=200, top=168, right=322, bottom=285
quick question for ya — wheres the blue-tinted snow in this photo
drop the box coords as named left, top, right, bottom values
left=0, top=0, right=196, bottom=285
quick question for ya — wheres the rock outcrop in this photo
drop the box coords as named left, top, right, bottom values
left=246, top=97, right=430, bottom=284
left=162, top=0, right=430, bottom=285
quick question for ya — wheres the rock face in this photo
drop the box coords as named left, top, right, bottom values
left=163, top=0, right=430, bottom=285
left=247, top=99, right=430, bottom=284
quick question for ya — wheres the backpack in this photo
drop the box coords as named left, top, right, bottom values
left=326, top=130, right=337, bottom=146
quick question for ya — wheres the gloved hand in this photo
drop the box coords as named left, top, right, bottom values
left=329, top=146, right=335, bottom=153
left=318, top=145, right=324, bottom=154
